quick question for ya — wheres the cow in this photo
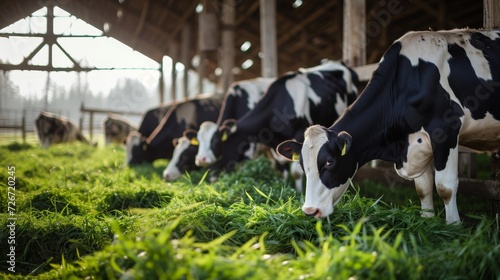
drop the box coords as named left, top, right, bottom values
left=126, top=94, right=222, bottom=165
left=162, top=129, right=199, bottom=181
left=103, top=113, right=137, bottom=145
left=163, top=78, right=274, bottom=181
left=197, top=60, right=359, bottom=179
left=35, top=111, right=92, bottom=148
left=137, top=103, right=173, bottom=138
left=277, top=29, right=500, bottom=224
left=195, top=77, right=275, bottom=167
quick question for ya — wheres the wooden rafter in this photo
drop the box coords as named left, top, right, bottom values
left=131, top=0, right=150, bottom=50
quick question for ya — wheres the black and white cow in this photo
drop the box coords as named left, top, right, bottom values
left=137, top=104, right=173, bottom=138
left=35, top=111, right=92, bottom=148
left=199, top=60, right=359, bottom=176
left=126, top=94, right=222, bottom=165
left=277, top=29, right=500, bottom=224
left=162, top=129, right=199, bottom=181
left=103, top=113, right=137, bottom=145
left=195, top=77, right=275, bottom=167
left=163, top=78, right=274, bottom=181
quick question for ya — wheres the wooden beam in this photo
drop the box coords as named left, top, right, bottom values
left=220, top=0, right=236, bottom=93
left=170, top=41, right=179, bottom=101
left=484, top=0, right=500, bottom=28
left=235, top=1, right=259, bottom=27
left=131, top=0, right=150, bottom=49
left=169, top=2, right=199, bottom=42
left=353, top=166, right=500, bottom=201
left=181, top=25, right=191, bottom=98
left=412, top=0, right=460, bottom=28
left=343, top=0, right=366, bottom=67
left=276, top=1, right=337, bottom=47
left=260, top=0, right=277, bottom=78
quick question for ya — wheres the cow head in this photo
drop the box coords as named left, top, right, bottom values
left=277, top=125, right=357, bottom=218
left=126, top=131, right=147, bottom=165
left=163, top=130, right=199, bottom=181
left=195, top=120, right=237, bottom=167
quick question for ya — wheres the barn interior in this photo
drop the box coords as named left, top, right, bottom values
left=0, top=0, right=499, bottom=239
left=0, top=0, right=491, bottom=103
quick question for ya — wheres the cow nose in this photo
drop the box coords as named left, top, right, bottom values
left=196, top=157, right=207, bottom=166
left=303, top=207, right=320, bottom=217
left=164, top=174, right=171, bottom=181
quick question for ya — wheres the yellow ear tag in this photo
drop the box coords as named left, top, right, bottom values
left=190, top=138, right=199, bottom=146
left=221, top=132, right=228, bottom=142
left=292, top=152, right=300, bottom=161
left=341, top=142, right=347, bottom=156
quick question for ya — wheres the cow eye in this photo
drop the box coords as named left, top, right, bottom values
left=326, top=158, right=335, bottom=167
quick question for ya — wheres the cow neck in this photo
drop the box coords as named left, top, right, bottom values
left=231, top=89, right=278, bottom=144
left=333, top=43, right=407, bottom=166
left=147, top=108, right=179, bottom=148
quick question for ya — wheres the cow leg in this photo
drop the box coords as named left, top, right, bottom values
left=434, top=147, right=460, bottom=224
left=414, top=165, right=435, bottom=218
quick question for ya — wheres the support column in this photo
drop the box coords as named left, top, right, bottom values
left=220, top=0, right=236, bottom=93
left=181, top=25, right=191, bottom=98
left=484, top=0, right=500, bottom=28
left=170, top=42, right=179, bottom=101
left=158, top=60, right=165, bottom=104
left=343, top=0, right=366, bottom=67
left=198, top=0, right=218, bottom=94
left=260, top=0, right=277, bottom=78
left=484, top=0, right=500, bottom=220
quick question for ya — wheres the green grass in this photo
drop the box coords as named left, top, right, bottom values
left=0, top=142, right=499, bottom=279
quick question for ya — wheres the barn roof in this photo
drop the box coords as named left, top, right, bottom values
left=0, top=0, right=484, bottom=83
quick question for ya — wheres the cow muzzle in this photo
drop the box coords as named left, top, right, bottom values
left=302, top=207, right=322, bottom=218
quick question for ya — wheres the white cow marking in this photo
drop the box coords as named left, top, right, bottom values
left=396, top=129, right=433, bottom=180
left=232, top=78, right=275, bottom=111
left=163, top=136, right=191, bottom=181
left=195, top=121, right=219, bottom=166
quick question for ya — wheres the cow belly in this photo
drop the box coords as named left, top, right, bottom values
left=460, top=112, right=500, bottom=151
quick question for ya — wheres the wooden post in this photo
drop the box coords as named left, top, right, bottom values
left=198, top=0, right=218, bottom=93
left=220, top=0, right=236, bottom=93
left=343, top=0, right=366, bottom=67
left=89, top=112, right=94, bottom=140
left=170, top=41, right=179, bottom=101
left=197, top=51, right=205, bottom=94
left=181, top=25, right=191, bottom=98
left=484, top=0, right=500, bottom=219
left=21, top=114, right=26, bottom=143
left=159, top=60, right=165, bottom=104
left=260, top=0, right=278, bottom=78
left=484, top=0, right=500, bottom=28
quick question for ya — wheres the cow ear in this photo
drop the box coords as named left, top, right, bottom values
left=219, top=120, right=237, bottom=142
left=221, top=119, right=238, bottom=134
left=277, top=140, right=303, bottom=161
left=183, top=129, right=198, bottom=144
left=336, top=131, right=352, bottom=156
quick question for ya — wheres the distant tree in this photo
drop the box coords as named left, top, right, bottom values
left=107, top=78, right=156, bottom=113
left=0, top=72, right=23, bottom=110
